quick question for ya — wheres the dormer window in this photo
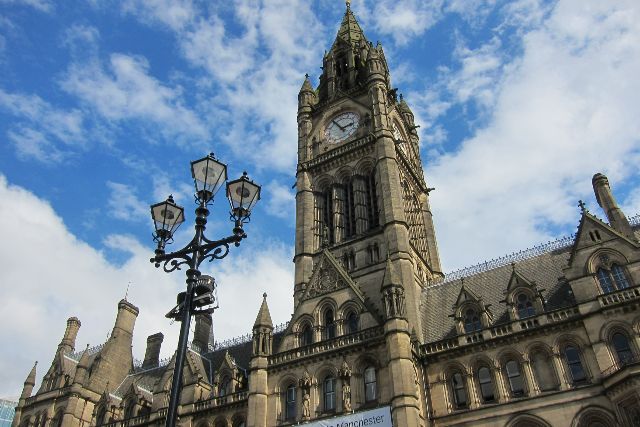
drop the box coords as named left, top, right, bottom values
left=463, top=308, right=481, bottom=333
left=515, top=293, right=535, bottom=319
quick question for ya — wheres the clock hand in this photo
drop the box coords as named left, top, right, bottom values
left=332, top=120, right=346, bottom=132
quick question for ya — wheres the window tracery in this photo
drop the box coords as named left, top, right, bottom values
left=313, top=170, right=378, bottom=249
left=611, top=332, right=634, bottom=364
left=476, top=366, right=495, bottom=403
left=504, top=359, right=525, bottom=397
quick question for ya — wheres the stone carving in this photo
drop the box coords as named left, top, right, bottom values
left=299, top=370, right=312, bottom=420
left=306, top=258, right=348, bottom=299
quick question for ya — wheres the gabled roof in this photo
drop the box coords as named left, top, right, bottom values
left=568, top=210, right=640, bottom=266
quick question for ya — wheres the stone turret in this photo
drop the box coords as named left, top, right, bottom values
left=73, top=346, right=90, bottom=386
left=592, top=173, right=635, bottom=240
left=12, top=362, right=37, bottom=427
left=58, top=317, right=81, bottom=354
left=247, top=294, right=273, bottom=427
left=87, top=299, right=139, bottom=393
left=252, top=293, right=274, bottom=356
left=142, top=333, right=164, bottom=369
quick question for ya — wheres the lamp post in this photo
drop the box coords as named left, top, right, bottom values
left=149, top=153, right=261, bottom=427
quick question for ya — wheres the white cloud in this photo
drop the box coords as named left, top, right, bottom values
left=61, top=53, right=209, bottom=144
left=0, top=0, right=53, bottom=13
left=0, top=89, right=86, bottom=162
left=264, top=180, right=295, bottom=220
left=0, top=174, right=294, bottom=397
left=371, top=0, right=444, bottom=46
left=121, top=0, right=197, bottom=31
left=428, top=0, right=640, bottom=271
left=106, top=181, right=149, bottom=222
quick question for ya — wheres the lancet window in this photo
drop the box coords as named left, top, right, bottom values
left=314, top=171, right=378, bottom=249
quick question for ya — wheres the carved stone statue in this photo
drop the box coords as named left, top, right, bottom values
left=342, top=383, right=352, bottom=412
left=302, top=392, right=311, bottom=420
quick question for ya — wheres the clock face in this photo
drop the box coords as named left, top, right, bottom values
left=324, top=112, right=360, bottom=143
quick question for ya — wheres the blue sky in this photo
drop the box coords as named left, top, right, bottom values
left=1, top=0, right=639, bottom=397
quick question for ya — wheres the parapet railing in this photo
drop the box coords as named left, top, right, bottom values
left=598, top=286, right=640, bottom=308
left=193, top=391, right=248, bottom=412
left=269, top=326, right=384, bottom=366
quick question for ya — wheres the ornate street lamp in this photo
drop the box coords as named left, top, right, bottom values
left=149, top=153, right=260, bottom=427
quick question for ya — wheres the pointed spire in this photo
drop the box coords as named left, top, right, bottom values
left=300, top=74, right=314, bottom=93
left=19, top=362, right=37, bottom=400
left=253, top=293, right=273, bottom=329
left=335, top=1, right=367, bottom=47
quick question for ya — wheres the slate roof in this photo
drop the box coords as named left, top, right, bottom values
left=420, top=246, right=575, bottom=343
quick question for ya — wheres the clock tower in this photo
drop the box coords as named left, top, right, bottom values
left=294, top=2, right=442, bottom=332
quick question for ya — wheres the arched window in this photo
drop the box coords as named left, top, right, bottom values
left=530, top=350, right=558, bottom=391
left=285, top=384, right=296, bottom=421
left=233, top=417, right=246, bottom=427
left=364, top=366, right=377, bottom=402
left=477, top=366, right=495, bottom=403
left=597, top=264, right=630, bottom=294
left=611, top=332, right=633, bottom=364
left=219, top=376, right=231, bottom=396
left=313, top=171, right=378, bottom=250
left=345, top=311, right=359, bottom=334
left=299, top=323, right=313, bottom=347
left=463, top=308, right=482, bottom=333
left=324, top=309, right=336, bottom=340
left=450, top=372, right=468, bottom=409
left=323, top=376, right=336, bottom=412
left=505, top=360, right=524, bottom=396
left=516, top=293, right=535, bottom=319
left=564, top=345, right=587, bottom=384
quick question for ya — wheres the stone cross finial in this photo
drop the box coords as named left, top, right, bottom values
left=578, top=200, right=588, bottom=213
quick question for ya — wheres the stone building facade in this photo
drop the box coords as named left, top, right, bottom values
left=12, top=4, right=640, bottom=427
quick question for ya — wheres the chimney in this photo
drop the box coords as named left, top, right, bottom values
left=112, top=299, right=139, bottom=338
left=58, top=317, right=81, bottom=354
left=192, top=314, right=212, bottom=353
left=142, top=333, right=164, bottom=369
left=592, top=173, right=634, bottom=239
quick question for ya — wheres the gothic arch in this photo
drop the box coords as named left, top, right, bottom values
left=354, top=157, right=375, bottom=176
left=338, top=300, right=362, bottom=318
left=571, top=405, right=617, bottom=427
left=314, top=298, right=338, bottom=324
left=599, top=319, right=634, bottom=342
left=313, top=174, right=335, bottom=192
left=231, top=413, right=246, bottom=427
left=315, top=363, right=339, bottom=380
left=195, top=420, right=212, bottom=427
left=505, top=413, right=551, bottom=427
left=277, top=374, right=299, bottom=393
left=213, top=415, right=229, bottom=427
left=586, top=248, right=629, bottom=275
left=553, top=333, right=587, bottom=353
left=335, top=166, right=354, bottom=183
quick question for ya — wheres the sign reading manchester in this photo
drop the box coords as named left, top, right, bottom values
left=303, top=406, right=392, bottom=427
